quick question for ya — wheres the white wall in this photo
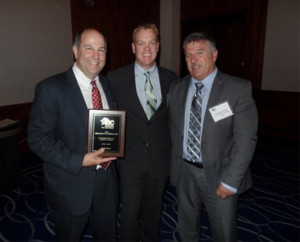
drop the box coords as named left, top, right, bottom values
left=0, top=0, right=73, bottom=106
left=262, top=0, right=300, bottom=92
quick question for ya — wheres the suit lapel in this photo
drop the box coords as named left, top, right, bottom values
left=156, top=67, right=170, bottom=112
left=99, top=75, right=114, bottom=109
left=178, top=76, right=191, bottom=137
left=122, top=65, right=148, bottom=120
left=148, top=67, right=173, bottom=121
left=202, top=72, right=224, bottom=138
left=64, top=68, right=89, bottom=124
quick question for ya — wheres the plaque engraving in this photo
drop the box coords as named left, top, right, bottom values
left=88, top=110, right=126, bottom=157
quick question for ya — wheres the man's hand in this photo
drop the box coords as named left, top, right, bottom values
left=82, top=148, right=117, bottom=167
left=216, top=184, right=234, bottom=199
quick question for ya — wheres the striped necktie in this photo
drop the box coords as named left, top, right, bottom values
left=187, top=82, right=204, bottom=162
left=144, top=71, right=157, bottom=119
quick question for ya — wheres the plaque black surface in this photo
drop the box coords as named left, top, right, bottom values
left=88, top=110, right=125, bottom=157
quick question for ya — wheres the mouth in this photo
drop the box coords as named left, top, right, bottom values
left=89, top=61, right=99, bottom=65
left=191, top=64, right=200, bottom=70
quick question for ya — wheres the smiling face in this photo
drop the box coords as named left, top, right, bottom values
left=185, top=40, right=218, bottom=81
left=73, top=29, right=106, bottom=79
left=132, top=28, right=159, bottom=70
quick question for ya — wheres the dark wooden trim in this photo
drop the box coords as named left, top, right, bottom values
left=180, top=0, right=268, bottom=89
left=0, top=103, right=33, bottom=155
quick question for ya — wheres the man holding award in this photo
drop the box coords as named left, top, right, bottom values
left=28, top=29, right=119, bottom=241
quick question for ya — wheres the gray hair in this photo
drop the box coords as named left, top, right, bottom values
left=183, top=32, right=217, bottom=52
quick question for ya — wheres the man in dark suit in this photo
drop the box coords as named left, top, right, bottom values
left=107, top=23, right=177, bottom=241
left=28, top=29, right=119, bottom=241
left=168, top=32, right=258, bottom=241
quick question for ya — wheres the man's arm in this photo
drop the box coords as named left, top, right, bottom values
left=220, top=80, right=258, bottom=190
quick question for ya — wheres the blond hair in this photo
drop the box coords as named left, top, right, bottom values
left=132, top=23, right=159, bottom=42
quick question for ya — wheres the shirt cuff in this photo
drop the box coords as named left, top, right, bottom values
left=221, top=182, right=237, bottom=193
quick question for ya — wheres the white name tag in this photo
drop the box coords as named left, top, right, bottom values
left=209, top=101, right=233, bottom=122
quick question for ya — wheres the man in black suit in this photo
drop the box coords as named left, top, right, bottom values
left=107, top=23, right=177, bottom=241
left=28, top=29, right=119, bottom=241
left=168, top=32, right=258, bottom=241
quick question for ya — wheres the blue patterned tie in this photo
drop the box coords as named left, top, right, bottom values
left=144, top=71, right=157, bottom=119
left=187, top=82, right=204, bottom=162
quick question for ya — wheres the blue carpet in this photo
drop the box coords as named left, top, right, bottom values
left=0, top=136, right=299, bottom=241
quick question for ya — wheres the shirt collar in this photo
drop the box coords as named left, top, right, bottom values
left=190, top=68, right=218, bottom=90
left=134, top=62, right=157, bottom=76
left=72, top=63, right=99, bottom=89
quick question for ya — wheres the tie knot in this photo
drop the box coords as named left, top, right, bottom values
left=195, top=82, right=204, bottom=92
left=144, top=71, right=150, bottom=79
left=91, top=80, right=97, bottom=87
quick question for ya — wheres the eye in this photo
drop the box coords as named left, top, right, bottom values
left=136, top=42, right=145, bottom=47
left=98, top=48, right=106, bottom=54
left=185, top=54, right=191, bottom=59
left=84, top=45, right=94, bottom=52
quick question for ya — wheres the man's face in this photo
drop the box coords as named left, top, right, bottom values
left=73, top=29, right=106, bottom=79
left=185, top=40, right=218, bottom=81
left=132, top=28, right=159, bottom=70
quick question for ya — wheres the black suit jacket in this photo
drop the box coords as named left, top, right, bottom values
left=28, top=67, right=117, bottom=216
left=168, top=70, right=258, bottom=193
left=107, top=63, right=177, bottom=178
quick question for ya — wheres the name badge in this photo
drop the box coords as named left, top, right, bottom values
left=209, top=101, right=233, bottom=122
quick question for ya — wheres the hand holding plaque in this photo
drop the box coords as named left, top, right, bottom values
left=88, top=110, right=126, bottom=157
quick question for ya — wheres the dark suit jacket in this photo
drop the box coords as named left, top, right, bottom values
left=168, top=70, right=258, bottom=194
left=107, top=63, right=177, bottom=179
left=28, top=67, right=117, bottom=216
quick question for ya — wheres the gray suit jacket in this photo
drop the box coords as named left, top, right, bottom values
left=28, top=67, right=118, bottom=215
left=168, top=70, right=258, bottom=194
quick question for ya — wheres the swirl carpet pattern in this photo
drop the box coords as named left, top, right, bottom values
left=0, top=136, right=299, bottom=241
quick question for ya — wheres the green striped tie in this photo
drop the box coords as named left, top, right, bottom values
left=144, top=71, right=157, bottom=119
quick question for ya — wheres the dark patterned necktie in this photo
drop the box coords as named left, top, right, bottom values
left=90, top=80, right=111, bottom=170
left=144, top=71, right=157, bottom=119
left=91, top=80, right=103, bottom=109
left=187, top=82, right=204, bottom=162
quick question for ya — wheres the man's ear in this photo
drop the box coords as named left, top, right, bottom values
left=73, top=45, right=78, bottom=59
left=132, top=43, right=136, bottom=54
left=213, top=49, right=218, bottom=62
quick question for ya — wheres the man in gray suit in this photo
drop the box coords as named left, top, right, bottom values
left=168, top=32, right=258, bottom=241
left=28, top=29, right=118, bottom=241
left=108, top=23, right=177, bottom=241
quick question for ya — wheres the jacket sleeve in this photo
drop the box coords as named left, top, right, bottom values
left=221, top=81, right=258, bottom=189
left=28, top=81, right=84, bottom=176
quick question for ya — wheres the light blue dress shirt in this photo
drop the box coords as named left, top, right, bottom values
left=183, top=69, right=216, bottom=162
left=134, top=63, right=162, bottom=112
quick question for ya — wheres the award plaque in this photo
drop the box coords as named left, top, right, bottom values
left=88, top=110, right=126, bottom=157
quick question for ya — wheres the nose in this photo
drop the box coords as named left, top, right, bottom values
left=190, top=54, right=197, bottom=63
left=92, top=50, right=99, bottom=59
left=144, top=43, right=151, bottom=50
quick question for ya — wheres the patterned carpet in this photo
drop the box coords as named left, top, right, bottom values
left=0, top=136, right=299, bottom=241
